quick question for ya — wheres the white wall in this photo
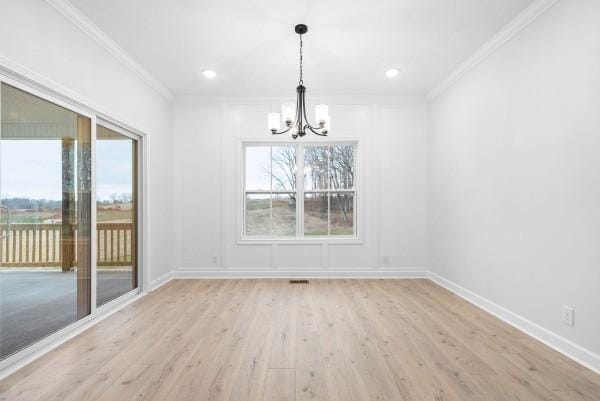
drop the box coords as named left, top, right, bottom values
left=173, top=98, right=427, bottom=275
left=428, top=0, right=600, bottom=359
left=0, top=0, right=175, bottom=285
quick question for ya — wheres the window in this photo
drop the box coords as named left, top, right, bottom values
left=243, top=142, right=357, bottom=239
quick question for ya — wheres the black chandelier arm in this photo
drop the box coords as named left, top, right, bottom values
left=304, top=124, right=328, bottom=136
left=271, top=126, right=295, bottom=135
left=301, top=87, right=312, bottom=128
left=301, top=93, right=328, bottom=135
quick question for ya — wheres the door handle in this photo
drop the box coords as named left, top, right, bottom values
left=0, top=205, right=10, bottom=240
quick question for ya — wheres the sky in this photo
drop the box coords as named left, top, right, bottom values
left=245, top=146, right=271, bottom=190
left=245, top=146, right=299, bottom=191
left=0, top=139, right=133, bottom=201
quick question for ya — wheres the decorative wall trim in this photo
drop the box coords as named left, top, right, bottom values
left=428, top=271, right=600, bottom=375
left=426, top=0, right=561, bottom=100
left=174, top=268, right=428, bottom=279
left=45, top=0, right=173, bottom=100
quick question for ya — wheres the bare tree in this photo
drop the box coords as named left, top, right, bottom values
left=260, top=145, right=354, bottom=223
left=271, top=147, right=297, bottom=192
left=329, top=145, right=354, bottom=190
left=304, top=146, right=354, bottom=223
left=259, top=147, right=297, bottom=203
left=304, top=147, right=328, bottom=191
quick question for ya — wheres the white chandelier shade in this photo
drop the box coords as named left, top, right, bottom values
left=267, top=103, right=330, bottom=134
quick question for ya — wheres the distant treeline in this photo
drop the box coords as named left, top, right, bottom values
left=2, top=195, right=133, bottom=210
left=1, top=198, right=62, bottom=210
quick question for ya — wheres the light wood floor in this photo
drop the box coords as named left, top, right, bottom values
left=1, top=279, right=599, bottom=401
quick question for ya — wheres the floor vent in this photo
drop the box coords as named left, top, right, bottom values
left=289, top=280, right=309, bottom=284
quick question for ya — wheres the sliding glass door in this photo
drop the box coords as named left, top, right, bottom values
left=0, top=81, right=142, bottom=362
left=0, top=83, right=92, bottom=359
left=96, top=125, right=138, bottom=307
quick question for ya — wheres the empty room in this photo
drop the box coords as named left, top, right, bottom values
left=0, top=0, right=599, bottom=400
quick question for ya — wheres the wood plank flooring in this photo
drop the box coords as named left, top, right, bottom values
left=1, top=279, right=599, bottom=401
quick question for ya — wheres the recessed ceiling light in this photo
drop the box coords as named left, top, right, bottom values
left=202, top=69, right=216, bottom=79
left=385, top=68, right=400, bottom=78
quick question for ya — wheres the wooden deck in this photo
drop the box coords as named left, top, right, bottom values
left=1, top=279, right=599, bottom=401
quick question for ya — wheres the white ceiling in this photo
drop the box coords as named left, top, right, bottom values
left=69, top=0, right=534, bottom=97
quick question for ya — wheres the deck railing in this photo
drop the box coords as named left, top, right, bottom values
left=0, top=223, right=133, bottom=267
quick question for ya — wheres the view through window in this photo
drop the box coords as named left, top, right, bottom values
left=244, top=143, right=356, bottom=238
left=0, top=83, right=92, bottom=359
left=0, top=83, right=141, bottom=361
left=96, top=125, right=138, bottom=307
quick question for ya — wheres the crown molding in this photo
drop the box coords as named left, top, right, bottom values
left=426, top=0, right=561, bottom=101
left=46, top=0, right=174, bottom=101
left=174, top=94, right=426, bottom=106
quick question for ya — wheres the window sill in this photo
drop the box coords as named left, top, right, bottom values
left=237, top=237, right=363, bottom=245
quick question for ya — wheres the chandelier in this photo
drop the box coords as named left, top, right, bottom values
left=268, top=24, right=330, bottom=139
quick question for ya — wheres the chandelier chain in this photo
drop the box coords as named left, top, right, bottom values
left=299, top=34, right=303, bottom=85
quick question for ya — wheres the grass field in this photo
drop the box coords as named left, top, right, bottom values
left=2, top=204, right=133, bottom=224
left=246, top=195, right=353, bottom=236
left=97, top=204, right=133, bottom=223
left=7, top=210, right=61, bottom=224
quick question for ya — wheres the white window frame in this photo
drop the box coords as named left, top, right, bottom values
left=239, top=140, right=360, bottom=244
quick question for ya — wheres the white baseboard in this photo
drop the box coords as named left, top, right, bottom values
left=428, top=271, right=600, bottom=375
left=174, top=268, right=428, bottom=279
left=149, top=270, right=174, bottom=291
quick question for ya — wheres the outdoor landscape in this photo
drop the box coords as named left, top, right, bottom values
left=245, top=145, right=354, bottom=236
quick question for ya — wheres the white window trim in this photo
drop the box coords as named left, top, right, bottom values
left=238, top=139, right=361, bottom=244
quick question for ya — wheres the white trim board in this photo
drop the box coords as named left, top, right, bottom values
left=428, top=271, right=600, bottom=375
left=426, top=0, right=561, bottom=100
left=174, top=268, right=428, bottom=279
left=45, top=0, right=173, bottom=100
left=149, top=270, right=175, bottom=291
